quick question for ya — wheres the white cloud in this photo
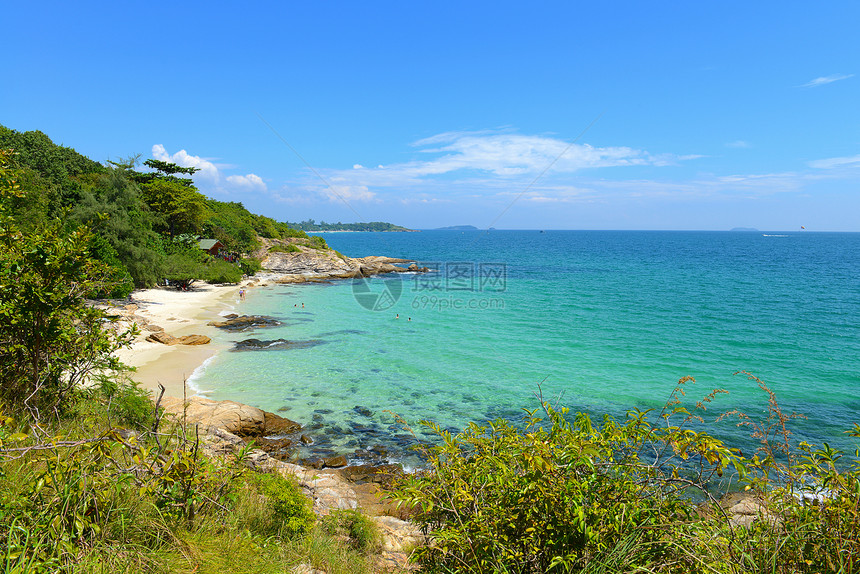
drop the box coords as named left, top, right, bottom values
left=726, top=140, right=751, bottom=148
left=151, top=144, right=220, bottom=184
left=410, top=131, right=657, bottom=175
left=225, top=173, right=266, bottom=190
left=150, top=144, right=267, bottom=194
left=801, top=74, right=854, bottom=88
left=305, top=130, right=697, bottom=199
left=809, top=154, right=860, bottom=170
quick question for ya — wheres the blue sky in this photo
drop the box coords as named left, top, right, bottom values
left=3, top=2, right=859, bottom=230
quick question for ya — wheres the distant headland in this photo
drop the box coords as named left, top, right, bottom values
left=286, top=220, right=416, bottom=232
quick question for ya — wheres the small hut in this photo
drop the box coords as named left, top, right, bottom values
left=198, top=239, right=223, bottom=257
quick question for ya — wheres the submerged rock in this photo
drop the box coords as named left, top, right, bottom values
left=232, top=338, right=324, bottom=351
left=207, top=315, right=281, bottom=331
left=339, top=463, right=404, bottom=487
left=353, top=405, right=374, bottom=418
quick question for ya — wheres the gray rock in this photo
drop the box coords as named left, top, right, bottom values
left=207, top=315, right=281, bottom=331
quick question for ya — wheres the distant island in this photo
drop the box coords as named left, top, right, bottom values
left=436, top=225, right=478, bottom=231
left=730, top=227, right=760, bottom=232
left=286, top=219, right=415, bottom=232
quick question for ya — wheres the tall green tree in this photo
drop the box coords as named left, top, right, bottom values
left=0, top=149, right=131, bottom=418
left=134, top=159, right=208, bottom=236
left=71, top=166, right=164, bottom=289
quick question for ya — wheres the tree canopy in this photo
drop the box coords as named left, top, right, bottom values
left=0, top=124, right=317, bottom=292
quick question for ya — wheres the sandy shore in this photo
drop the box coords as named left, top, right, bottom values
left=116, top=280, right=254, bottom=398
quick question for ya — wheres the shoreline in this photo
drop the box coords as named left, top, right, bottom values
left=115, top=280, right=252, bottom=398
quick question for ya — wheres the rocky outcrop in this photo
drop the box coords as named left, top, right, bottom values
left=180, top=399, right=425, bottom=570
left=160, top=396, right=301, bottom=437
left=264, top=410, right=302, bottom=434
left=260, top=244, right=426, bottom=278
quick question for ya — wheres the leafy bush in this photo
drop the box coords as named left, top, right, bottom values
left=245, top=472, right=315, bottom=539
left=201, top=258, right=242, bottom=284
left=238, top=256, right=262, bottom=276
left=307, top=235, right=328, bottom=250
left=268, top=243, right=302, bottom=254
left=87, top=377, right=153, bottom=430
left=162, top=250, right=205, bottom=281
left=0, top=210, right=133, bottom=416
left=390, top=404, right=715, bottom=571
left=321, top=510, right=380, bottom=552
left=391, top=377, right=860, bottom=574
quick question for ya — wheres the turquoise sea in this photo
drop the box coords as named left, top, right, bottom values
left=191, top=231, right=860, bottom=466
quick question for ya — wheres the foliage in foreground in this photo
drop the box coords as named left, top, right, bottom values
left=0, top=382, right=377, bottom=574
left=391, top=376, right=860, bottom=573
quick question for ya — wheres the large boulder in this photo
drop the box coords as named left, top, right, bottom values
left=264, top=411, right=302, bottom=434
left=145, top=332, right=210, bottom=345
left=160, top=396, right=300, bottom=437
left=178, top=334, right=211, bottom=345
left=146, top=331, right=179, bottom=345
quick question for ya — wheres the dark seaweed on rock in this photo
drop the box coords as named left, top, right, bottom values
left=315, top=329, right=368, bottom=337
left=207, top=315, right=281, bottom=331
left=232, top=338, right=326, bottom=351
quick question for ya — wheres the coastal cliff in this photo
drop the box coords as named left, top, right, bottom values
left=254, top=237, right=427, bottom=279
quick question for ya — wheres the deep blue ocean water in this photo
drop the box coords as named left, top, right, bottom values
left=192, top=230, right=860, bottom=466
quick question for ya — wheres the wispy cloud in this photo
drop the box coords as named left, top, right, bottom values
left=151, top=144, right=267, bottom=194
left=726, top=140, right=751, bottom=148
left=809, top=154, right=860, bottom=170
left=801, top=74, right=853, bottom=88
left=297, top=130, right=698, bottom=201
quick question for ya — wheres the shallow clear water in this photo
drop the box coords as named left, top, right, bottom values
left=192, top=230, right=860, bottom=465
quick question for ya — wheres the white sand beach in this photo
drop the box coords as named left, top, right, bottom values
left=115, top=280, right=255, bottom=397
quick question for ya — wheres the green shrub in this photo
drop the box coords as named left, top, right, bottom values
left=268, top=243, right=302, bottom=254
left=320, top=510, right=380, bottom=552
left=243, top=472, right=314, bottom=539
left=238, top=257, right=262, bottom=275
left=390, top=379, right=745, bottom=572
left=391, top=376, right=860, bottom=574
left=307, top=235, right=328, bottom=250
left=88, top=377, right=153, bottom=430
left=201, top=258, right=242, bottom=284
